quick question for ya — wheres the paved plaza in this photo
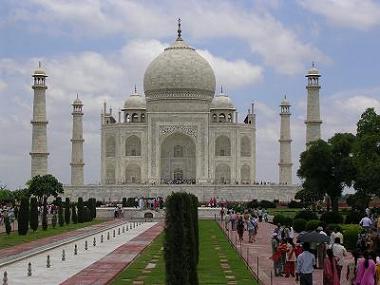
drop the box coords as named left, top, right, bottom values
left=0, top=221, right=161, bottom=285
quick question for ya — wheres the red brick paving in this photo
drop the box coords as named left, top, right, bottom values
left=60, top=223, right=163, bottom=285
left=221, top=221, right=354, bottom=285
left=0, top=219, right=123, bottom=261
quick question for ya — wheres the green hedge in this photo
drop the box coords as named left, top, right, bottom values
left=320, top=211, right=343, bottom=224
left=293, top=218, right=307, bottom=233
left=305, top=219, right=321, bottom=231
left=341, top=225, right=361, bottom=250
left=295, top=210, right=318, bottom=221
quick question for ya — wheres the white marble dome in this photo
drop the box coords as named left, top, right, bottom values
left=123, top=92, right=146, bottom=110
left=307, top=65, right=320, bottom=76
left=143, top=38, right=216, bottom=100
left=210, top=94, right=235, bottom=110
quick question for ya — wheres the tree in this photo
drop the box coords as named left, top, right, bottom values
left=42, top=196, right=48, bottom=230
left=57, top=197, right=64, bottom=227
left=71, top=204, right=78, bottom=224
left=65, top=198, right=71, bottom=225
left=353, top=108, right=380, bottom=196
left=77, top=197, right=84, bottom=223
left=27, top=174, right=64, bottom=204
left=298, top=133, right=355, bottom=212
left=5, top=216, right=11, bottom=235
left=18, top=197, right=29, bottom=235
left=0, top=186, right=14, bottom=203
left=30, top=197, right=39, bottom=232
left=294, top=187, right=322, bottom=207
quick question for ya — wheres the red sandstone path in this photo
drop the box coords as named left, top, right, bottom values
left=60, top=223, right=163, bottom=285
left=0, top=219, right=125, bottom=263
left=220, top=220, right=354, bottom=285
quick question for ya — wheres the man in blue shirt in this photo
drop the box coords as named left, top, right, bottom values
left=296, top=242, right=315, bottom=285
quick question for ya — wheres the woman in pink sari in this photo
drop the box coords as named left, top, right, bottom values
left=324, top=248, right=340, bottom=285
left=356, top=251, right=375, bottom=285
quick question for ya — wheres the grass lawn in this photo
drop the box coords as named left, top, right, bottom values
left=0, top=219, right=103, bottom=250
left=112, top=220, right=257, bottom=285
left=268, top=208, right=302, bottom=218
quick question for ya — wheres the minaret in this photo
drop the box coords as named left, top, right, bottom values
left=305, top=63, right=322, bottom=146
left=30, top=62, right=49, bottom=178
left=70, top=95, right=85, bottom=185
left=278, top=96, right=292, bottom=185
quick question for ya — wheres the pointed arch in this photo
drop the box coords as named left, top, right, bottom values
left=215, top=163, right=231, bottom=184
left=215, top=135, right=231, bottom=156
left=105, top=162, right=115, bottom=184
left=125, top=164, right=141, bottom=184
left=125, top=135, right=141, bottom=156
left=241, top=164, right=250, bottom=184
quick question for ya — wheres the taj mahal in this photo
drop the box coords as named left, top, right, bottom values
left=29, top=22, right=323, bottom=202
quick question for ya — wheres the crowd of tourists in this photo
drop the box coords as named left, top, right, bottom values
left=269, top=208, right=380, bottom=285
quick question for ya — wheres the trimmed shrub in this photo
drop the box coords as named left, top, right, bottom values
left=293, top=218, right=307, bottom=233
left=320, top=211, right=343, bottom=224
left=18, top=197, right=29, bottom=235
left=342, top=225, right=361, bottom=250
left=294, top=210, right=318, bottom=221
left=164, top=192, right=198, bottom=285
left=57, top=197, right=64, bottom=227
left=65, top=198, right=71, bottom=225
left=77, top=197, right=84, bottom=223
left=190, top=194, right=199, bottom=265
left=42, top=197, right=48, bottom=230
left=83, top=206, right=90, bottom=222
left=30, top=197, right=39, bottom=232
left=305, top=219, right=321, bottom=231
left=288, top=200, right=302, bottom=209
left=122, top=197, right=127, bottom=207
left=247, top=199, right=259, bottom=209
left=273, top=214, right=286, bottom=225
left=260, top=200, right=276, bottom=209
left=283, top=217, right=293, bottom=227
left=345, top=209, right=363, bottom=224
left=71, top=205, right=78, bottom=224
left=52, top=213, right=57, bottom=228
left=5, top=216, right=11, bottom=235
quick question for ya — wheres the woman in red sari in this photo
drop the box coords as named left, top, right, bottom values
left=323, top=248, right=340, bottom=285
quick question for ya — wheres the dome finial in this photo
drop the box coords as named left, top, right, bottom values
left=220, top=85, right=223, bottom=94
left=177, top=18, right=182, bottom=40
left=312, top=61, right=315, bottom=68
left=134, top=84, right=137, bottom=94
left=38, top=61, right=42, bottom=68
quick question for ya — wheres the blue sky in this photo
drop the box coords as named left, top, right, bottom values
left=0, top=0, right=379, bottom=189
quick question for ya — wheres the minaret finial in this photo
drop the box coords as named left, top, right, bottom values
left=38, top=61, right=41, bottom=68
left=220, top=85, right=223, bottom=94
left=134, top=84, right=137, bottom=94
left=177, top=18, right=182, bottom=40
left=284, top=94, right=287, bottom=100
left=312, top=61, right=315, bottom=67
left=76, top=93, right=79, bottom=99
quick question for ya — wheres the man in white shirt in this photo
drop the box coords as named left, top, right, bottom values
left=296, top=242, right=315, bottom=285
left=332, top=237, right=347, bottom=279
left=330, top=227, right=343, bottom=245
left=360, top=216, right=373, bottom=229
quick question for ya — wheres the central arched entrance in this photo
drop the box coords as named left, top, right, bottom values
left=160, top=133, right=196, bottom=184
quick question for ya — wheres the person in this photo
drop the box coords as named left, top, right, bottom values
left=317, top=226, right=328, bottom=269
left=278, top=239, right=289, bottom=275
left=360, top=216, right=373, bottom=230
left=355, top=251, right=375, bottom=285
left=323, top=248, right=340, bottom=285
left=345, top=252, right=357, bottom=285
left=296, top=242, right=315, bottom=285
left=375, top=256, right=380, bottom=285
left=247, top=216, right=257, bottom=243
left=220, top=207, right=225, bottom=222
left=332, top=237, right=347, bottom=280
left=271, top=233, right=281, bottom=276
left=295, top=242, right=304, bottom=281
left=237, top=216, right=245, bottom=241
left=285, top=238, right=296, bottom=278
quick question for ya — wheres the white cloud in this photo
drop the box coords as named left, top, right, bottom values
left=4, top=0, right=328, bottom=75
left=298, top=0, right=380, bottom=30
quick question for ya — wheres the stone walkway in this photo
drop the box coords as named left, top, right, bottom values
left=0, top=219, right=125, bottom=265
left=61, top=223, right=163, bottom=285
left=1, top=221, right=159, bottom=284
left=221, top=221, right=354, bottom=285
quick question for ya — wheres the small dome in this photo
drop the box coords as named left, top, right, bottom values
left=280, top=96, right=290, bottom=106
left=306, top=63, right=320, bottom=77
left=123, top=92, right=146, bottom=110
left=210, top=93, right=235, bottom=110
left=33, top=62, right=47, bottom=77
left=143, top=38, right=216, bottom=100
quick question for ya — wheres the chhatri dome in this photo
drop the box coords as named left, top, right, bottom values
left=210, top=86, right=236, bottom=110
left=306, top=62, right=320, bottom=76
left=143, top=19, right=216, bottom=101
left=123, top=86, right=146, bottom=110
